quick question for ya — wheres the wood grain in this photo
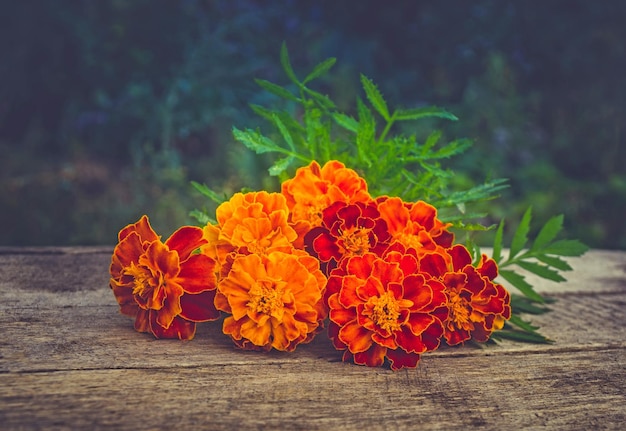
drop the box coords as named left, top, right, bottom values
left=1, top=247, right=625, bottom=430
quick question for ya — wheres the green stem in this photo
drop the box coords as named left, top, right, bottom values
left=378, top=112, right=396, bottom=145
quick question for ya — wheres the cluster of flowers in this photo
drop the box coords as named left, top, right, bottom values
left=110, top=160, right=511, bottom=370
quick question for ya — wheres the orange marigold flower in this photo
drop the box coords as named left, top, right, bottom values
left=377, top=196, right=454, bottom=256
left=304, top=201, right=391, bottom=275
left=327, top=252, right=447, bottom=370
left=202, top=191, right=298, bottom=268
left=109, top=215, right=219, bottom=340
left=214, top=251, right=327, bottom=351
left=281, top=160, right=371, bottom=231
left=419, top=244, right=512, bottom=345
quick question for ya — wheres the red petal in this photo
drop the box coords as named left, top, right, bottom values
left=177, top=254, right=217, bottom=293
left=478, top=255, right=498, bottom=280
left=449, top=244, right=472, bottom=271
left=386, top=348, right=421, bottom=370
left=338, top=276, right=363, bottom=308
left=154, top=281, right=184, bottom=328
left=165, top=226, right=206, bottom=260
left=406, top=313, right=435, bottom=336
left=353, top=344, right=387, bottom=368
left=419, top=252, right=448, bottom=278
left=345, top=253, right=376, bottom=278
left=445, top=327, right=471, bottom=346
left=134, top=309, right=150, bottom=333
left=394, top=325, right=427, bottom=353
left=151, top=314, right=196, bottom=340
left=143, top=241, right=179, bottom=279
left=180, top=290, right=220, bottom=322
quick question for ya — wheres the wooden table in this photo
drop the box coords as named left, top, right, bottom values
left=1, top=246, right=625, bottom=430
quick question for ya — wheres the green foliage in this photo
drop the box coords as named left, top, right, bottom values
left=485, top=207, right=589, bottom=342
left=228, top=43, right=507, bottom=227
left=194, top=45, right=590, bottom=346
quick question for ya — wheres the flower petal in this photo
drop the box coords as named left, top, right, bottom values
left=150, top=314, right=196, bottom=340
left=165, top=226, right=206, bottom=260
left=177, top=254, right=217, bottom=293
left=180, top=290, right=220, bottom=322
left=339, top=320, right=373, bottom=353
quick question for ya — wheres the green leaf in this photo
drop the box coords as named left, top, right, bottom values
left=268, top=156, right=294, bottom=176
left=190, top=181, right=225, bottom=204
left=422, top=130, right=442, bottom=153
left=394, top=106, right=458, bottom=122
left=516, top=261, right=566, bottom=282
left=492, top=219, right=505, bottom=263
left=542, top=239, right=589, bottom=257
left=508, top=314, right=540, bottom=332
left=429, top=138, right=473, bottom=159
left=492, top=329, right=552, bottom=344
left=332, top=112, right=359, bottom=133
left=253, top=79, right=300, bottom=102
left=535, top=254, right=572, bottom=271
left=302, top=57, right=337, bottom=84
left=360, top=74, right=390, bottom=121
left=531, top=214, right=564, bottom=251
left=302, top=86, right=336, bottom=109
left=511, top=295, right=552, bottom=314
left=280, top=42, right=300, bottom=85
left=509, top=206, right=532, bottom=259
left=189, top=209, right=215, bottom=226
left=499, top=269, right=545, bottom=303
left=272, top=114, right=295, bottom=151
left=232, top=127, right=284, bottom=155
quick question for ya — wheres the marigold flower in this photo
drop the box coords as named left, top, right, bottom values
left=281, top=160, right=371, bottom=231
left=214, top=251, right=327, bottom=351
left=202, top=191, right=298, bottom=268
left=304, top=201, right=391, bottom=275
left=377, top=196, right=453, bottom=256
left=419, top=245, right=512, bottom=345
left=109, top=215, right=219, bottom=340
left=327, top=252, right=447, bottom=370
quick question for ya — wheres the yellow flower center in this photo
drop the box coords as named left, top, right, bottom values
left=368, top=291, right=403, bottom=333
left=125, top=262, right=157, bottom=298
left=247, top=279, right=286, bottom=320
left=448, top=290, right=473, bottom=330
left=340, top=227, right=371, bottom=256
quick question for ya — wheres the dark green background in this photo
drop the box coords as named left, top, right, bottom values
left=1, top=1, right=624, bottom=248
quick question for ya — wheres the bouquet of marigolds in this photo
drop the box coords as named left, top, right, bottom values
left=109, top=45, right=587, bottom=370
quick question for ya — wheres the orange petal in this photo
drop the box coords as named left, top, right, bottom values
left=110, top=232, right=145, bottom=277
left=339, top=321, right=373, bottom=353
left=119, top=215, right=159, bottom=244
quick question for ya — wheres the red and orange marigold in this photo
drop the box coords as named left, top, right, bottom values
left=214, top=251, right=327, bottom=351
left=281, top=160, right=371, bottom=243
left=326, top=251, right=447, bottom=370
left=377, top=196, right=453, bottom=256
left=419, top=244, right=512, bottom=345
left=109, top=215, right=219, bottom=340
left=304, top=201, right=391, bottom=275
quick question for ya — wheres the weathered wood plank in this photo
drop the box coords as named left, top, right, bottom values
left=1, top=349, right=624, bottom=430
left=2, top=291, right=626, bottom=373
left=0, top=247, right=625, bottom=430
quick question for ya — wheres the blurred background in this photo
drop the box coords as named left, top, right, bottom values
left=1, top=0, right=624, bottom=249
